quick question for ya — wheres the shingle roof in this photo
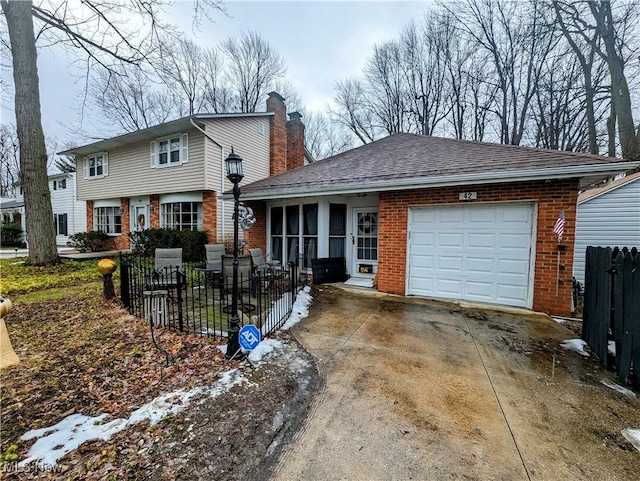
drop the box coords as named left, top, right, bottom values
left=240, top=133, right=639, bottom=199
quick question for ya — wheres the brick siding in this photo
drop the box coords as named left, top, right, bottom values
left=242, top=201, right=267, bottom=253
left=286, top=112, right=305, bottom=170
left=202, top=191, right=217, bottom=243
left=267, top=93, right=287, bottom=177
left=377, top=180, right=579, bottom=316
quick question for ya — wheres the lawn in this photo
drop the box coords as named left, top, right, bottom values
left=0, top=256, right=228, bottom=478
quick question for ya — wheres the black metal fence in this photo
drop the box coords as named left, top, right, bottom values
left=583, top=246, right=640, bottom=388
left=119, top=252, right=299, bottom=339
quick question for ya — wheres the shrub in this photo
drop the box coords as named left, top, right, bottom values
left=129, top=228, right=208, bottom=262
left=67, top=231, right=111, bottom=252
left=0, top=222, right=25, bottom=247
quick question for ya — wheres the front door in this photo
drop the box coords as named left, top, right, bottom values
left=131, top=204, right=149, bottom=232
left=351, top=209, right=378, bottom=278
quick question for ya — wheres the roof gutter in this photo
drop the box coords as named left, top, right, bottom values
left=233, top=161, right=640, bottom=201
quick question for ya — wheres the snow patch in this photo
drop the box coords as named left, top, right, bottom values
left=19, top=369, right=244, bottom=467
left=608, top=340, right=616, bottom=356
left=560, top=339, right=590, bottom=357
left=551, top=317, right=567, bottom=324
left=621, top=428, right=640, bottom=453
left=248, top=338, right=284, bottom=362
left=281, top=286, right=312, bottom=331
left=601, top=379, right=636, bottom=398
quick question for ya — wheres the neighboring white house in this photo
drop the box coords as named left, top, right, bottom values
left=4, top=172, right=87, bottom=246
left=573, top=172, right=640, bottom=285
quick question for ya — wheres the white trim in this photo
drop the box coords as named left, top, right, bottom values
left=151, top=133, right=188, bottom=168
left=93, top=198, right=121, bottom=208
left=238, top=162, right=640, bottom=201
left=160, top=192, right=203, bottom=204
left=85, top=152, right=108, bottom=179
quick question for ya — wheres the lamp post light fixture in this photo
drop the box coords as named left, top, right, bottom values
left=225, top=148, right=244, bottom=360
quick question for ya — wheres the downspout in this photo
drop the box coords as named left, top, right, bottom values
left=189, top=118, right=226, bottom=240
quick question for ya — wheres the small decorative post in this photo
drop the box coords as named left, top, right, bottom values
left=0, top=297, right=20, bottom=369
left=97, top=258, right=117, bottom=300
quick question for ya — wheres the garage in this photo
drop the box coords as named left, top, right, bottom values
left=407, top=203, right=535, bottom=308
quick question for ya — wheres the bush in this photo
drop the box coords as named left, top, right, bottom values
left=129, top=228, right=208, bottom=262
left=67, top=231, right=111, bottom=252
left=0, top=222, right=25, bottom=247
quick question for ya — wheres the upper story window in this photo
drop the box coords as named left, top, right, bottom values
left=52, top=179, right=67, bottom=190
left=151, top=133, right=188, bottom=168
left=85, top=153, right=108, bottom=179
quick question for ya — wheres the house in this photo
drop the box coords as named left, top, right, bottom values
left=572, top=172, right=640, bottom=285
left=61, top=93, right=307, bottom=251
left=238, top=133, right=639, bottom=316
left=1, top=172, right=86, bottom=246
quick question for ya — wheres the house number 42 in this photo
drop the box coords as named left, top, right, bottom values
left=459, top=192, right=477, bottom=200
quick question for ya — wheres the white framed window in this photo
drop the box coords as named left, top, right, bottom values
left=270, top=203, right=319, bottom=269
left=54, top=213, right=68, bottom=236
left=52, top=179, right=67, bottom=190
left=94, top=206, right=122, bottom=234
left=85, top=153, right=108, bottom=179
left=161, top=201, right=202, bottom=231
left=151, top=133, right=188, bottom=168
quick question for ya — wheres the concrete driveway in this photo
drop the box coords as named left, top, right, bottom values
left=272, top=285, right=640, bottom=481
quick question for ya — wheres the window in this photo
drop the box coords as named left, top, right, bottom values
left=151, top=134, right=188, bottom=167
left=161, top=202, right=202, bottom=230
left=303, top=204, right=318, bottom=269
left=94, top=207, right=122, bottom=234
left=54, top=213, right=68, bottom=236
left=271, top=203, right=319, bottom=268
left=270, top=206, right=283, bottom=262
left=329, top=204, right=347, bottom=258
left=85, top=153, right=107, bottom=179
left=52, top=179, right=67, bottom=190
left=286, top=205, right=299, bottom=265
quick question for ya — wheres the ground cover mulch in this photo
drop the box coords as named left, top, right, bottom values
left=1, top=286, right=320, bottom=480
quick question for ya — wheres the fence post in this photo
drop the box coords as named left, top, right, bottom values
left=177, top=267, right=184, bottom=332
left=120, top=253, right=130, bottom=309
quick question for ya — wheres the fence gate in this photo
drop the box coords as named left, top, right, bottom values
left=583, top=246, right=640, bottom=388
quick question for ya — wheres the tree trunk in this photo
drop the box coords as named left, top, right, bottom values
left=2, top=0, right=58, bottom=265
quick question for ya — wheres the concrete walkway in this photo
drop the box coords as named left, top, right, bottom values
left=272, top=286, right=640, bottom=481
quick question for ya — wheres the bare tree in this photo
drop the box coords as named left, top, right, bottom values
left=0, top=124, right=20, bottom=197
left=222, top=30, right=287, bottom=112
left=331, top=78, right=380, bottom=145
left=201, top=46, right=234, bottom=113
left=159, top=37, right=207, bottom=115
left=0, top=0, right=223, bottom=265
left=91, top=65, right=177, bottom=132
left=302, top=110, right=354, bottom=160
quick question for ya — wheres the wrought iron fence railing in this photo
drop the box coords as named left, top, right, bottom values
left=119, top=252, right=299, bottom=339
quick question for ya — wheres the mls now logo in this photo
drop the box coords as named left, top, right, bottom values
left=239, top=325, right=261, bottom=350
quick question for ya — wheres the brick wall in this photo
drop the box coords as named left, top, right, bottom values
left=86, top=201, right=93, bottom=231
left=150, top=195, right=160, bottom=228
left=286, top=112, right=305, bottom=170
left=377, top=180, right=579, bottom=316
left=202, top=191, right=217, bottom=243
left=111, top=198, right=130, bottom=250
left=242, top=201, right=267, bottom=252
left=267, top=92, right=287, bottom=177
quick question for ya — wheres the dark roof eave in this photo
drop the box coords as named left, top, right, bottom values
left=236, top=162, right=640, bottom=201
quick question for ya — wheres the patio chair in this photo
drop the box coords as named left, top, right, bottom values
left=248, top=248, right=270, bottom=274
left=204, top=244, right=225, bottom=271
left=149, top=248, right=185, bottom=290
left=222, top=254, right=256, bottom=312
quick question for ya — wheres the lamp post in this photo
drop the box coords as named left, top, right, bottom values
left=225, top=148, right=244, bottom=360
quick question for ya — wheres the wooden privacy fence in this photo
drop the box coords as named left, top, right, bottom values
left=583, top=246, right=640, bottom=388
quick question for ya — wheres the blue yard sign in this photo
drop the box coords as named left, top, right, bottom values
left=239, top=325, right=261, bottom=351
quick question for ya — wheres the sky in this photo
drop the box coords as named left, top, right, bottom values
left=0, top=0, right=433, bottom=147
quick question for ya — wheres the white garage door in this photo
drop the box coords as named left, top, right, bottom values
left=407, top=203, right=535, bottom=308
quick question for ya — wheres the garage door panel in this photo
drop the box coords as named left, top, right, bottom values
left=408, top=204, right=534, bottom=308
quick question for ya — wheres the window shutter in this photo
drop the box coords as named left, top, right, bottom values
left=150, top=141, right=157, bottom=168
left=103, top=152, right=109, bottom=176
left=83, top=158, right=89, bottom=179
left=181, top=133, right=188, bottom=163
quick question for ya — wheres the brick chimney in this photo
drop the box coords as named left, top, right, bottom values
left=267, top=92, right=287, bottom=177
left=286, top=111, right=305, bottom=171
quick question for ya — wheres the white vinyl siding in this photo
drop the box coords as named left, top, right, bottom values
left=49, top=173, right=85, bottom=245
left=573, top=178, right=640, bottom=285
left=407, top=203, right=535, bottom=308
left=76, top=129, right=205, bottom=201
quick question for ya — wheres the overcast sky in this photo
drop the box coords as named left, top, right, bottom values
left=0, top=0, right=433, bottom=147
